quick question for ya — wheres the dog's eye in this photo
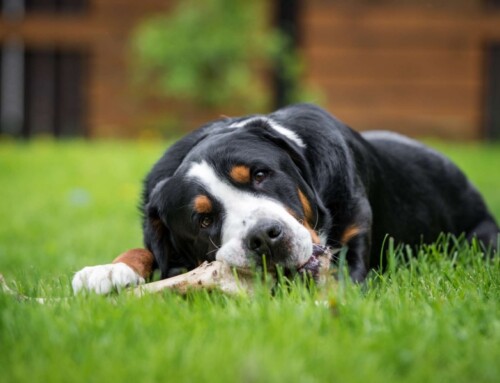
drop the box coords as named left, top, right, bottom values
left=253, top=170, right=268, bottom=184
left=200, top=215, right=213, bottom=229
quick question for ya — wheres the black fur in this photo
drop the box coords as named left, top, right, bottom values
left=142, top=104, right=499, bottom=281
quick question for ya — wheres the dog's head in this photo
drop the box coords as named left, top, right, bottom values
left=144, top=117, right=330, bottom=277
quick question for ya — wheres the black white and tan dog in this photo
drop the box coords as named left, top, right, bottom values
left=72, top=104, right=499, bottom=294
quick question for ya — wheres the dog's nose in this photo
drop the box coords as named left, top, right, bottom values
left=246, top=219, right=284, bottom=260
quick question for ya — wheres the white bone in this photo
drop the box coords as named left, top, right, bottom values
left=130, top=261, right=255, bottom=296
left=130, top=250, right=333, bottom=297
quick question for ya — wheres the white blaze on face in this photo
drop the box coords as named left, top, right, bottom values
left=229, top=117, right=306, bottom=148
left=186, top=161, right=312, bottom=268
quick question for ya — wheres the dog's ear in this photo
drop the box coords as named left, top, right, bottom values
left=143, top=177, right=181, bottom=279
left=143, top=200, right=182, bottom=279
left=143, top=118, right=231, bottom=205
left=248, top=122, right=313, bottom=186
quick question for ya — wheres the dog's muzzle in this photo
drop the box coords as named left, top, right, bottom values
left=245, top=219, right=289, bottom=264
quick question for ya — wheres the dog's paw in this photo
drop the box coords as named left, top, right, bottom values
left=72, top=263, right=145, bottom=295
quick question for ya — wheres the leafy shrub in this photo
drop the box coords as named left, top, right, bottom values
left=133, top=0, right=286, bottom=112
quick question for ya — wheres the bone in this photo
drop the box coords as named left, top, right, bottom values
left=0, top=247, right=334, bottom=302
left=297, top=244, right=334, bottom=283
left=130, top=260, right=256, bottom=296
left=131, top=245, right=334, bottom=296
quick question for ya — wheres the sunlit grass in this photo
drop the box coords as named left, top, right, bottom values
left=1, top=139, right=499, bottom=383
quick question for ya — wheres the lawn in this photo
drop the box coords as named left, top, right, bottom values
left=1, top=139, right=499, bottom=383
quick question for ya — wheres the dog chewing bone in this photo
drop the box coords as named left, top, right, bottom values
left=131, top=245, right=333, bottom=296
left=130, top=260, right=255, bottom=296
left=1, top=246, right=334, bottom=301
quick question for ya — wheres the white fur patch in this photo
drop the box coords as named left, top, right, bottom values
left=230, top=117, right=306, bottom=148
left=72, top=263, right=145, bottom=295
left=187, top=161, right=312, bottom=268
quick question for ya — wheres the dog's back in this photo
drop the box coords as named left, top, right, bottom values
left=363, top=131, right=499, bottom=259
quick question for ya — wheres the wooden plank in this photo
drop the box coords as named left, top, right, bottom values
left=327, top=106, right=478, bottom=125
left=305, top=75, right=480, bottom=89
left=302, top=5, right=485, bottom=29
left=328, top=108, right=478, bottom=139
left=302, top=24, right=479, bottom=51
left=302, top=48, right=481, bottom=83
left=301, top=6, right=500, bottom=46
left=305, top=0, right=481, bottom=9
left=93, top=0, right=171, bottom=12
left=0, top=18, right=106, bottom=46
left=299, top=4, right=491, bottom=140
left=314, top=81, right=479, bottom=114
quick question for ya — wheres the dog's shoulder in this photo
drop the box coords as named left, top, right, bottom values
left=361, top=130, right=462, bottom=179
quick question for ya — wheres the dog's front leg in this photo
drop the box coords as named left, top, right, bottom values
left=342, top=230, right=371, bottom=282
left=338, top=198, right=372, bottom=283
left=72, top=249, right=155, bottom=294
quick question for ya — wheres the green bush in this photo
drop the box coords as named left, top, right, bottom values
left=133, top=0, right=285, bottom=112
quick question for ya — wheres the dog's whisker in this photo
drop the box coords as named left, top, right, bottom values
left=313, top=212, right=320, bottom=231
left=209, top=236, right=220, bottom=250
left=206, top=248, right=219, bottom=256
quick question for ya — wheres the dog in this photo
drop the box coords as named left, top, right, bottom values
left=72, top=104, right=499, bottom=294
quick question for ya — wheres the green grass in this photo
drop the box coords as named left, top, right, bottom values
left=1, top=140, right=500, bottom=383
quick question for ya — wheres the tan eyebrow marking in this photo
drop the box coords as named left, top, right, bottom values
left=230, top=165, right=251, bottom=184
left=298, top=190, right=320, bottom=243
left=341, top=224, right=361, bottom=244
left=286, top=205, right=320, bottom=245
left=194, top=195, right=212, bottom=214
left=304, top=221, right=321, bottom=244
left=298, top=189, right=313, bottom=222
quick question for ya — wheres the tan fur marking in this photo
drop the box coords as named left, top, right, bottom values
left=113, top=248, right=154, bottom=279
left=287, top=207, right=320, bottom=244
left=298, top=189, right=313, bottom=221
left=286, top=208, right=299, bottom=220
left=230, top=165, right=251, bottom=184
left=341, top=225, right=361, bottom=244
left=304, top=222, right=321, bottom=244
left=194, top=195, right=212, bottom=214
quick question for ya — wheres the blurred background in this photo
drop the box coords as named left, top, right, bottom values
left=0, top=0, right=499, bottom=140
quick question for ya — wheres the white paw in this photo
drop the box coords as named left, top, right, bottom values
left=72, top=262, right=145, bottom=295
